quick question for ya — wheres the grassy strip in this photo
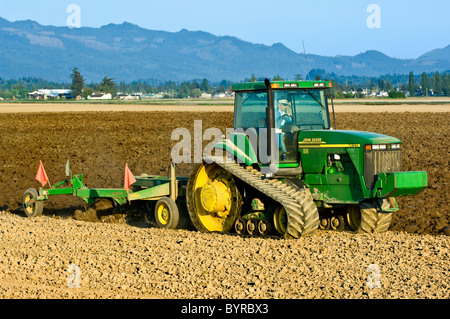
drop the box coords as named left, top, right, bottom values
left=0, top=98, right=449, bottom=106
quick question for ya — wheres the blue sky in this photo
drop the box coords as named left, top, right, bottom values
left=0, top=0, right=448, bottom=59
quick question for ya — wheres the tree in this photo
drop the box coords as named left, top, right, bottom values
left=178, top=81, right=191, bottom=98
left=369, top=78, right=376, bottom=91
left=388, top=90, right=406, bottom=98
left=377, top=78, right=385, bottom=91
left=385, top=76, right=393, bottom=92
left=11, top=82, right=27, bottom=99
left=118, top=81, right=128, bottom=94
left=294, top=74, right=302, bottom=81
left=82, top=87, right=93, bottom=99
left=407, top=71, right=415, bottom=96
left=0, top=89, right=13, bottom=99
left=70, top=67, right=84, bottom=97
left=442, top=73, right=449, bottom=96
left=190, top=80, right=199, bottom=90
left=200, top=78, right=211, bottom=92
left=432, top=72, right=441, bottom=96
left=191, top=88, right=201, bottom=98
left=421, top=72, right=429, bottom=96
left=97, top=76, right=117, bottom=95
left=273, top=74, right=284, bottom=81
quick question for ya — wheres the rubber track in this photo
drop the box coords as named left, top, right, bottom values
left=359, top=200, right=393, bottom=233
left=206, top=157, right=319, bottom=238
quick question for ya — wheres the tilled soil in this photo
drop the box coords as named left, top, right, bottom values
left=0, top=110, right=448, bottom=299
left=0, top=212, right=448, bottom=299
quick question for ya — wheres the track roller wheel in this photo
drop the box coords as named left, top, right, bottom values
left=319, top=216, right=331, bottom=230
left=347, top=199, right=393, bottom=233
left=234, top=217, right=247, bottom=235
left=186, top=162, right=242, bottom=233
left=258, top=218, right=272, bottom=236
left=22, top=188, right=44, bottom=217
left=330, top=215, right=345, bottom=231
left=154, top=197, right=180, bottom=229
left=246, top=218, right=258, bottom=236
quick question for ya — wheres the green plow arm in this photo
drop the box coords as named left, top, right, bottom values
left=76, top=188, right=129, bottom=204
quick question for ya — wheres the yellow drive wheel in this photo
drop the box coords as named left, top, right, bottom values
left=186, top=162, right=242, bottom=233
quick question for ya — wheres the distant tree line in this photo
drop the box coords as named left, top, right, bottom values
left=406, top=71, right=450, bottom=97
left=304, top=69, right=450, bottom=98
left=0, top=77, right=65, bottom=100
left=1, top=67, right=449, bottom=100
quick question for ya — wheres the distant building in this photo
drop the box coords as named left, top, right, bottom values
left=87, top=92, right=112, bottom=100
left=141, top=92, right=165, bottom=99
left=200, top=92, right=212, bottom=99
left=28, top=89, right=72, bottom=100
left=116, top=93, right=141, bottom=100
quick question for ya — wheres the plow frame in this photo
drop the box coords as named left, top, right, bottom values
left=24, top=162, right=187, bottom=212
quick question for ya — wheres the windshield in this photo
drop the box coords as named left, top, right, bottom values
left=234, top=90, right=267, bottom=129
left=234, top=89, right=330, bottom=130
left=274, top=89, right=330, bottom=131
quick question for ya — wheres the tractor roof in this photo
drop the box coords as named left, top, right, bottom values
left=231, top=80, right=332, bottom=92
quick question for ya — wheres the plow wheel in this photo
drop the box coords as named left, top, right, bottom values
left=154, top=197, right=180, bottom=229
left=186, top=162, right=242, bottom=233
left=347, top=199, right=393, bottom=233
left=22, top=188, right=43, bottom=217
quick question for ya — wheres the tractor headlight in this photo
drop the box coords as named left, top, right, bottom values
left=365, top=143, right=401, bottom=151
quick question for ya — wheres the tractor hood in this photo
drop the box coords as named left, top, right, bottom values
left=297, top=129, right=402, bottom=175
left=298, top=130, right=402, bottom=147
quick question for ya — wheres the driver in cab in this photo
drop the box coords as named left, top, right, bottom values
left=275, top=99, right=293, bottom=160
left=275, top=99, right=292, bottom=128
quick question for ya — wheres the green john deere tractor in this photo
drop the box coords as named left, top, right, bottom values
left=186, top=78, right=428, bottom=238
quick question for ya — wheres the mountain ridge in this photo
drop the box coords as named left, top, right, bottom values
left=0, top=17, right=448, bottom=83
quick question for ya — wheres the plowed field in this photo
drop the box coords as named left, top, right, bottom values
left=0, top=108, right=448, bottom=299
left=0, top=110, right=447, bottom=235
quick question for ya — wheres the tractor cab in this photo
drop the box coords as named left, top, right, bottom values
left=231, top=79, right=333, bottom=169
